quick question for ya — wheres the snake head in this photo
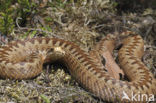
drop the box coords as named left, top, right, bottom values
left=44, top=47, right=65, bottom=63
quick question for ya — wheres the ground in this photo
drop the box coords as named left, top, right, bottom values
left=0, top=0, right=155, bottom=103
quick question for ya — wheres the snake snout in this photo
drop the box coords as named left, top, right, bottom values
left=44, top=47, right=65, bottom=62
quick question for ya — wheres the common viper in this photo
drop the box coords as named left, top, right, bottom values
left=0, top=31, right=155, bottom=102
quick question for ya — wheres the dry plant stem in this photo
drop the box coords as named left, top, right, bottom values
left=0, top=31, right=155, bottom=102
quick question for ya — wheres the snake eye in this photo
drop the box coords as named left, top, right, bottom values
left=47, top=48, right=54, bottom=53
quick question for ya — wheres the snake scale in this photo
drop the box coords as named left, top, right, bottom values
left=0, top=31, right=155, bottom=102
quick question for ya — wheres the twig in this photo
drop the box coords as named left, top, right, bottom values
left=145, top=44, right=156, bottom=49
left=144, top=26, right=153, bottom=41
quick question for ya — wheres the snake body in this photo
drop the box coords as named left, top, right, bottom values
left=0, top=32, right=155, bottom=102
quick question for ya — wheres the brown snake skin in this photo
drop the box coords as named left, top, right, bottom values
left=0, top=31, right=155, bottom=102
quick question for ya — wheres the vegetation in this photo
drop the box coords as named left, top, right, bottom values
left=0, top=0, right=155, bottom=102
left=0, top=0, right=14, bottom=35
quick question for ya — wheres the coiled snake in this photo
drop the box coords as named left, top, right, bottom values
left=0, top=31, right=155, bottom=102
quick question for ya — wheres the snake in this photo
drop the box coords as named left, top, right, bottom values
left=0, top=31, right=155, bottom=102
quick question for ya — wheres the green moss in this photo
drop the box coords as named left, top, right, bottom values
left=0, top=0, right=14, bottom=35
